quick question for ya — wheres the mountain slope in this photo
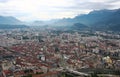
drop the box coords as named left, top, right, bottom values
left=0, top=16, right=28, bottom=29
left=52, top=9, right=120, bottom=31
left=0, top=16, right=22, bottom=25
left=91, top=9, right=120, bottom=31
left=71, top=23, right=88, bottom=30
left=73, top=9, right=118, bottom=26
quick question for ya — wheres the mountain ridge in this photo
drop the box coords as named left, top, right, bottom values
left=0, top=16, right=23, bottom=25
left=0, top=16, right=28, bottom=29
left=0, top=8, right=120, bottom=31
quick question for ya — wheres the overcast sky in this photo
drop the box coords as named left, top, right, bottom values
left=0, top=0, right=120, bottom=21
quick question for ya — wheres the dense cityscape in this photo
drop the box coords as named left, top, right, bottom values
left=0, top=0, right=120, bottom=77
left=0, top=28, right=120, bottom=77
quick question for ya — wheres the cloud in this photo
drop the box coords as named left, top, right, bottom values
left=65, top=2, right=114, bottom=10
left=0, top=0, right=120, bottom=21
left=58, top=0, right=119, bottom=10
left=0, top=0, right=8, bottom=3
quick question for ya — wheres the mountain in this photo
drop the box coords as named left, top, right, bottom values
left=73, top=9, right=120, bottom=31
left=31, top=19, right=64, bottom=27
left=0, top=16, right=23, bottom=25
left=71, top=23, right=88, bottom=30
left=73, top=9, right=115, bottom=26
left=8, top=8, right=118, bottom=31
left=0, top=16, right=28, bottom=29
left=90, top=9, right=120, bottom=31
left=48, top=8, right=120, bottom=31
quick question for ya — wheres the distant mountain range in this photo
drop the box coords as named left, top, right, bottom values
left=50, top=8, right=120, bottom=31
left=0, top=16, right=22, bottom=25
left=0, top=8, right=120, bottom=31
left=73, top=8, right=120, bottom=31
left=0, top=16, right=28, bottom=29
left=31, top=8, right=120, bottom=31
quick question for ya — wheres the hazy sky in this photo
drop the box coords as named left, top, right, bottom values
left=0, top=0, right=120, bottom=21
